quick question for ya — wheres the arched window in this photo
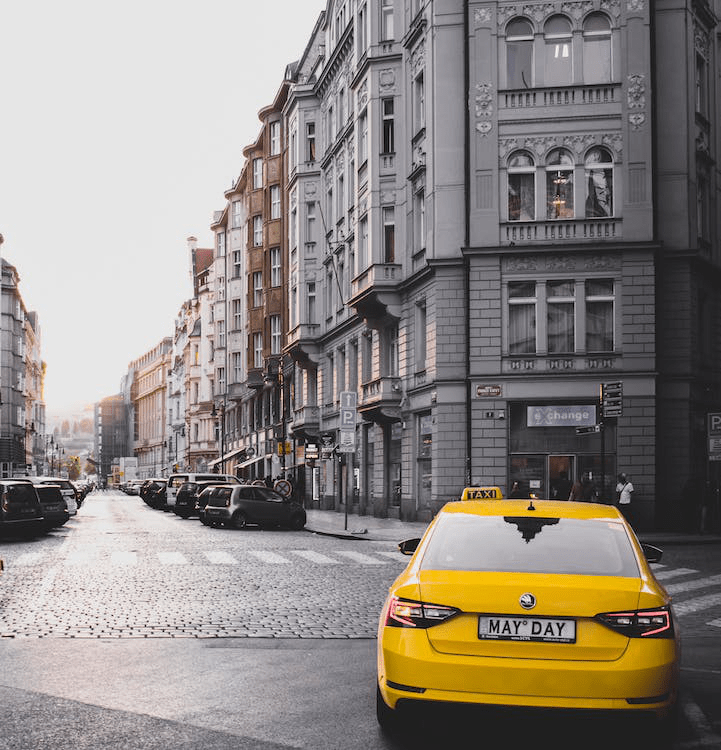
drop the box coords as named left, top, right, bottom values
left=546, top=148, right=574, bottom=219
left=506, top=18, right=534, bottom=88
left=584, top=147, right=614, bottom=218
left=507, top=151, right=535, bottom=221
left=583, top=13, right=612, bottom=83
left=544, top=15, right=573, bottom=85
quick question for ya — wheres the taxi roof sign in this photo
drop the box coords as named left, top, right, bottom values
left=461, top=486, right=504, bottom=501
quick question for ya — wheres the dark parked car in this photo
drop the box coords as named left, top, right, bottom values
left=175, top=479, right=239, bottom=519
left=201, top=484, right=306, bottom=530
left=28, top=477, right=78, bottom=516
left=35, top=484, right=70, bottom=530
left=140, top=478, right=167, bottom=509
left=0, top=480, right=45, bottom=536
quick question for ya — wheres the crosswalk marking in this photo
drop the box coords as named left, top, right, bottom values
left=65, top=551, right=98, bottom=564
left=370, top=549, right=407, bottom=560
left=333, top=550, right=387, bottom=565
left=290, top=550, right=339, bottom=564
left=111, top=551, right=137, bottom=565
left=654, top=567, right=699, bottom=581
left=666, top=574, right=721, bottom=595
left=673, top=592, right=721, bottom=616
left=248, top=550, right=292, bottom=564
left=157, top=551, right=188, bottom=565
left=204, top=550, right=239, bottom=564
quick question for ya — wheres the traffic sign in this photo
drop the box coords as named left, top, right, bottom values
left=601, top=381, right=623, bottom=418
left=576, top=425, right=601, bottom=435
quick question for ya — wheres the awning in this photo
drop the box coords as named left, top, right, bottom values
left=238, top=455, right=265, bottom=469
left=208, top=447, right=246, bottom=468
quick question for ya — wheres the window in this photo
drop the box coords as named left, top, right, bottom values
left=382, top=206, right=395, bottom=262
left=357, top=2, right=367, bottom=55
left=698, top=168, right=710, bottom=241
left=508, top=281, right=537, bottom=354
left=270, top=185, right=281, bottom=219
left=232, top=200, right=242, bottom=228
left=359, top=110, right=368, bottom=163
left=253, top=158, right=263, bottom=189
left=306, top=122, right=316, bottom=161
left=413, top=185, right=426, bottom=251
left=307, top=201, right=316, bottom=243
left=269, top=121, right=280, bottom=155
left=232, top=351, right=242, bottom=383
left=232, top=298, right=242, bottom=330
left=358, top=215, right=368, bottom=270
left=544, top=15, right=573, bottom=85
left=307, top=282, right=316, bottom=323
left=695, top=52, right=708, bottom=117
left=585, top=279, right=614, bottom=352
left=362, top=329, right=373, bottom=382
left=253, top=333, right=263, bottom=369
left=253, top=271, right=263, bottom=307
left=232, top=250, right=241, bottom=277
left=217, top=367, right=226, bottom=395
left=349, top=339, right=358, bottom=392
left=382, top=98, right=394, bottom=153
left=217, top=319, right=226, bottom=348
left=508, top=150, right=535, bottom=221
left=415, top=302, right=427, bottom=371
left=270, top=246, right=281, bottom=286
left=327, top=104, right=335, bottom=144
left=381, top=0, right=394, bottom=41
left=216, top=231, right=225, bottom=257
left=270, top=315, right=281, bottom=355
left=582, top=13, right=612, bottom=83
left=506, top=18, right=534, bottom=88
left=253, top=215, right=263, bottom=245
left=584, top=147, right=613, bottom=218
left=546, top=148, right=574, bottom=219
left=547, top=281, right=575, bottom=353
left=413, top=71, right=425, bottom=133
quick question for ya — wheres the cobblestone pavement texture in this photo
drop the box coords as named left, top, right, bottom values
left=0, top=492, right=407, bottom=639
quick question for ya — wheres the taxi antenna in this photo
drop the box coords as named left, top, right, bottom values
left=527, top=500, right=536, bottom=511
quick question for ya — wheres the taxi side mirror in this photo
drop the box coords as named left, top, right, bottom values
left=398, top=538, right=421, bottom=555
left=642, top=543, right=663, bottom=564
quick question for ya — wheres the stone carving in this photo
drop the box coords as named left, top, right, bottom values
left=475, top=83, right=494, bottom=136
left=411, top=41, right=425, bottom=77
left=521, top=3, right=555, bottom=23
left=584, top=255, right=617, bottom=270
left=627, top=0, right=645, bottom=13
left=560, top=2, right=591, bottom=21
left=305, top=181, right=318, bottom=197
left=546, top=255, right=576, bottom=271
left=629, top=113, right=645, bottom=130
left=357, top=79, right=368, bottom=109
left=379, top=68, right=396, bottom=91
left=627, top=74, right=646, bottom=108
left=474, top=8, right=492, bottom=25
left=502, top=256, right=538, bottom=272
left=695, top=24, right=710, bottom=60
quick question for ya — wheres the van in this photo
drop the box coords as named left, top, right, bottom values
left=164, top=473, right=239, bottom=509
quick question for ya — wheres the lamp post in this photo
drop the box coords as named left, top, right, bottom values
left=211, top=401, right=225, bottom=474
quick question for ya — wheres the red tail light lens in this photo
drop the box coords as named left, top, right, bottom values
left=385, top=596, right=460, bottom=629
left=596, top=606, right=674, bottom=638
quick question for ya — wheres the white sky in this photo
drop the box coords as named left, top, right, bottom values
left=0, top=0, right=325, bottom=423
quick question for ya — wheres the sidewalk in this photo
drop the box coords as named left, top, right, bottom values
left=304, top=507, right=721, bottom=545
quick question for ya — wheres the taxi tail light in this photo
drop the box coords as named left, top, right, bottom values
left=385, top=596, right=459, bottom=629
left=596, top=606, right=674, bottom=638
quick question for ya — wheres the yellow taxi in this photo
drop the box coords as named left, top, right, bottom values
left=377, top=498, right=679, bottom=736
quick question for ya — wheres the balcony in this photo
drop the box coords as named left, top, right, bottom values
left=502, top=218, right=621, bottom=246
left=286, top=323, right=321, bottom=369
left=499, top=83, right=621, bottom=116
left=502, top=354, right=619, bottom=374
left=348, top=263, right=402, bottom=325
left=358, top=376, right=402, bottom=424
left=290, top=405, right=320, bottom=441
left=246, top=369, right=264, bottom=390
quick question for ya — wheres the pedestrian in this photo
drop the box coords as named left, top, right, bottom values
left=509, top=481, right=524, bottom=498
left=551, top=471, right=572, bottom=500
left=615, top=472, right=634, bottom=524
left=568, top=475, right=583, bottom=501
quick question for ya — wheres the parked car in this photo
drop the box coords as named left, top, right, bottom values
left=139, top=478, right=167, bottom=509
left=201, top=484, right=306, bottom=530
left=0, top=479, right=45, bottom=536
left=27, top=477, right=78, bottom=516
left=376, top=498, right=679, bottom=740
left=35, top=484, right=70, bottom=530
left=174, top=479, right=238, bottom=519
left=165, top=473, right=239, bottom=511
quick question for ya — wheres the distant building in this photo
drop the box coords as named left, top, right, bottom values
left=94, top=394, right=129, bottom=481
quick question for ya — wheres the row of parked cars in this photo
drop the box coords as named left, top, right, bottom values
left=0, top=476, right=93, bottom=537
left=135, top=473, right=306, bottom=531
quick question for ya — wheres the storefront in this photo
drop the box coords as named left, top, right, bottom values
left=508, top=402, right=617, bottom=502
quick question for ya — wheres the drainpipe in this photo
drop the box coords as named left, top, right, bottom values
left=463, top=0, right=472, bottom=486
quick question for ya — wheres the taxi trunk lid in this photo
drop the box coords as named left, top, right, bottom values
left=419, top=570, right=642, bottom=661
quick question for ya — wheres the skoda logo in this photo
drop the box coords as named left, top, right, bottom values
left=519, top=593, right=536, bottom=610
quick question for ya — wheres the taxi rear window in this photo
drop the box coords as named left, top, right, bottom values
left=420, top=514, right=639, bottom=577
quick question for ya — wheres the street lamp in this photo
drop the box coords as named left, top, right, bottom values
left=211, top=401, right=226, bottom=474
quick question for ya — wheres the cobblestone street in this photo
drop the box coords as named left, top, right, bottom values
left=0, top=492, right=405, bottom=639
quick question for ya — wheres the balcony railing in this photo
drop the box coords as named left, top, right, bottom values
left=360, top=376, right=402, bottom=406
left=500, top=83, right=620, bottom=110
left=502, top=218, right=620, bottom=245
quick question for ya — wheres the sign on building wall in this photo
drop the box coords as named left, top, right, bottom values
left=527, top=405, right=597, bottom=428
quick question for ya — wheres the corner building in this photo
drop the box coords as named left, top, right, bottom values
left=284, top=0, right=719, bottom=529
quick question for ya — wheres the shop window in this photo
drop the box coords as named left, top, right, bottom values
left=506, top=17, right=534, bottom=88
left=508, top=150, right=535, bottom=221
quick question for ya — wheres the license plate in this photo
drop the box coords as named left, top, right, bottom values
left=478, top=615, right=576, bottom=643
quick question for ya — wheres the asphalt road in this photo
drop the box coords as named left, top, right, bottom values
left=0, top=491, right=719, bottom=749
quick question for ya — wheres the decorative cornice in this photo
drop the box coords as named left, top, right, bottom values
left=499, top=132, right=623, bottom=161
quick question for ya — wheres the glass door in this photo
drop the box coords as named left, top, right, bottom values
left=549, top=455, right=574, bottom=500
